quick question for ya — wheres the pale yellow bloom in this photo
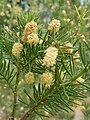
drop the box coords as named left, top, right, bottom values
left=60, top=72, right=65, bottom=80
left=12, top=19, right=17, bottom=26
left=22, top=21, right=37, bottom=42
left=80, top=35, right=85, bottom=39
left=77, top=77, right=85, bottom=83
left=17, top=32, right=20, bottom=37
left=39, top=39, right=43, bottom=44
left=7, top=4, right=11, bottom=9
left=74, top=51, right=80, bottom=62
left=25, top=72, right=34, bottom=84
left=62, top=10, right=66, bottom=16
left=25, top=21, right=37, bottom=33
left=73, top=77, right=85, bottom=84
left=0, top=12, right=5, bottom=16
left=63, top=18, right=66, bottom=22
left=70, top=21, right=74, bottom=25
left=27, top=33, right=39, bottom=45
left=48, top=19, right=60, bottom=32
left=4, top=26, right=9, bottom=32
left=12, top=42, right=23, bottom=57
left=73, top=100, right=82, bottom=107
left=41, top=72, right=53, bottom=88
left=61, top=42, right=73, bottom=53
left=43, top=47, right=58, bottom=67
left=67, top=18, right=70, bottom=22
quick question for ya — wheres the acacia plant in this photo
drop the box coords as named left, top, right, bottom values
left=0, top=12, right=90, bottom=120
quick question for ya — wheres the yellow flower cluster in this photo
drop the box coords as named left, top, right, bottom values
left=27, top=33, right=39, bottom=45
left=25, top=21, right=37, bottom=35
left=41, top=72, right=53, bottom=88
left=48, top=19, right=61, bottom=32
left=25, top=72, right=34, bottom=84
left=43, top=46, right=58, bottom=67
left=12, top=42, right=23, bottom=57
left=22, top=21, right=39, bottom=45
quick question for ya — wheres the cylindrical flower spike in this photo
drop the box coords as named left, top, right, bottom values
left=27, top=33, right=39, bottom=45
left=22, top=21, right=37, bottom=42
left=12, top=42, right=23, bottom=57
left=25, top=72, right=34, bottom=84
left=41, top=72, right=53, bottom=88
left=43, top=46, right=58, bottom=67
left=48, top=19, right=61, bottom=32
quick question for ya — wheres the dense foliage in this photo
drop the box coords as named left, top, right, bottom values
left=0, top=0, right=90, bottom=120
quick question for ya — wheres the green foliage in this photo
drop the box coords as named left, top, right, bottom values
left=0, top=1, right=90, bottom=120
left=0, top=56, right=16, bottom=90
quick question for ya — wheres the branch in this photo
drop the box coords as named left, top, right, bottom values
left=21, top=95, right=45, bottom=120
left=9, top=66, right=21, bottom=119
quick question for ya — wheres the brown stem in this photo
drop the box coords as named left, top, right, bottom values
left=9, top=117, right=14, bottom=120
left=21, top=96, right=45, bottom=120
left=21, top=111, right=30, bottom=120
left=21, top=111, right=34, bottom=120
left=9, top=66, right=21, bottom=120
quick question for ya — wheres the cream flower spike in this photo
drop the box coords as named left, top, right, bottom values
left=25, top=72, right=34, bottom=84
left=22, top=21, right=37, bottom=42
left=48, top=19, right=60, bottom=32
left=12, top=42, right=23, bottom=57
left=41, top=72, right=53, bottom=88
left=43, top=46, right=58, bottom=67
